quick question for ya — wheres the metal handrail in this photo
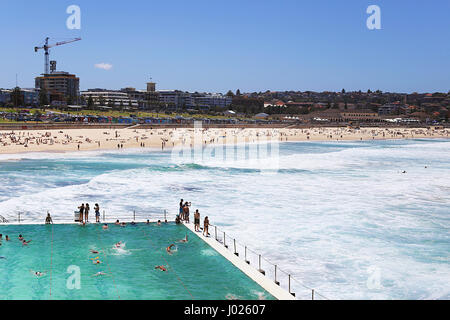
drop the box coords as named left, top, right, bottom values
left=206, top=222, right=330, bottom=300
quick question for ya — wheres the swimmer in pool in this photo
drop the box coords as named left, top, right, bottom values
left=166, top=244, right=175, bottom=255
left=92, top=272, right=108, bottom=277
left=18, top=234, right=24, bottom=241
left=115, top=220, right=120, bottom=225
left=115, top=241, right=123, bottom=248
left=22, top=239, right=32, bottom=246
left=92, top=259, right=102, bottom=264
left=155, top=265, right=167, bottom=272
left=90, top=249, right=100, bottom=254
left=30, top=270, right=46, bottom=277
left=102, top=224, right=108, bottom=230
left=177, top=235, right=188, bottom=243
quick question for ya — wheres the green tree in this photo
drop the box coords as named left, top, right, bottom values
left=87, top=95, right=94, bottom=109
left=79, top=95, right=86, bottom=106
left=11, top=87, right=24, bottom=107
left=39, top=87, right=49, bottom=107
left=108, top=98, right=115, bottom=108
left=98, top=95, right=106, bottom=106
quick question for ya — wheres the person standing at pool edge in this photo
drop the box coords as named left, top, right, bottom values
left=185, top=203, right=190, bottom=223
left=94, top=204, right=100, bottom=223
left=45, top=212, right=53, bottom=224
left=179, top=199, right=184, bottom=220
left=194, top=210, right=200, bottom=232
left=78, top=203, right=85, bottom=223
left=203, top=216, right=210, bottom=237
left=85, top=203, right=90, bottom=222
left=183, top=202, right=190, bottom=222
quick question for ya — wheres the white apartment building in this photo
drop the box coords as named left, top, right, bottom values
left=158, top=90, right=194, bottom=109
left=193, top=94, right=232, bottom=109
left=81, top=90, right=138, bottom=108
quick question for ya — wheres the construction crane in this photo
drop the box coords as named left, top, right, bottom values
left=34, top=37, right=81, bottom=75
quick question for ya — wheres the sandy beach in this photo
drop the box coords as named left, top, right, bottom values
left=0, top=126, right=449, bottom=155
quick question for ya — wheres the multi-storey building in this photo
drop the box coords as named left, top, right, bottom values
left=35, top=71, right=79, bottom=104
left=81, top=89, right=138, bottom=108
left=0, top=88, right=39, bottom=106
left=0, top=89, right=11, bottom=105
left=158, top=90, right=194, bottom=109
left=192, top=93, right=232, bottom=110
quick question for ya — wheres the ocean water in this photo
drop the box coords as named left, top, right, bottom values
left=0, top=139, right=449, bottom=299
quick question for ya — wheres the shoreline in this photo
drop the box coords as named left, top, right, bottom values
left=1, top=126, right=449, bottom=158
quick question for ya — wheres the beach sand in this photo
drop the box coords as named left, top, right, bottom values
left=0, top=126, right=449, bottom=155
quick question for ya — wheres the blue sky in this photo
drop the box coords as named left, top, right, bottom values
left=1, top=0, right=449, bottom=93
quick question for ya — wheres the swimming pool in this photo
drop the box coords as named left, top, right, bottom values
left=0, top=223, right=274, bottom=300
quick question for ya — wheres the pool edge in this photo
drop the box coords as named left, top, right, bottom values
left=182, top=222, right=295, bottom=301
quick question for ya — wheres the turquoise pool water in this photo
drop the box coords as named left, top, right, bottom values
left=0, top=223, right=274, bottom=300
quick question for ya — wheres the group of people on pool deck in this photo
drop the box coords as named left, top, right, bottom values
left=177, top=199, right=210, bottom=237
left=77, top=203, right=101, bottom=223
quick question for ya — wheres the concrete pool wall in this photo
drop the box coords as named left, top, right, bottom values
left=182, top=222, right=296, bottom=300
